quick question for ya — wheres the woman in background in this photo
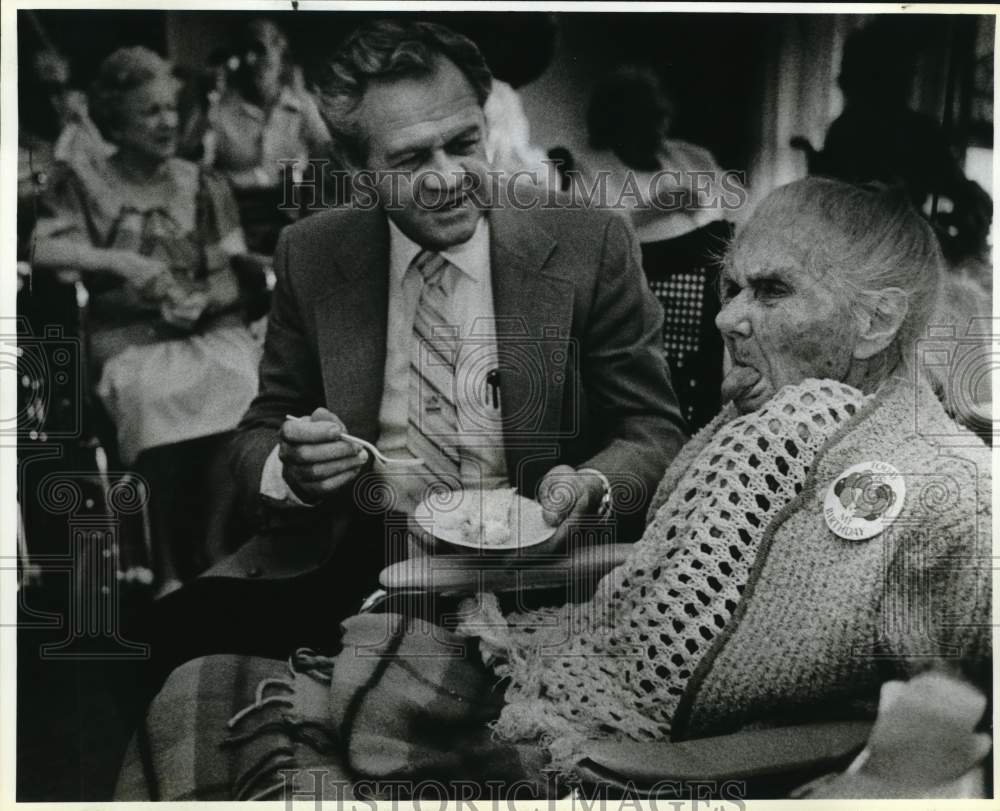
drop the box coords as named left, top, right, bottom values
left=17, top=47, right=110, bottom=258
left=579, top=66, right=743, bottom=432
left=32, top=47, right=261, bottom=596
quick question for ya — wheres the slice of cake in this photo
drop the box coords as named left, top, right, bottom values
left=462, top=487, right=517, bottom=546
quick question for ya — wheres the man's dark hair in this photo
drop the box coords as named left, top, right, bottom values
left=315, top=19, right=493, bottom=168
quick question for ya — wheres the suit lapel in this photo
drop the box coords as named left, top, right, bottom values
left=313, top=210, right=390, bottom=443
left=488, top=206, right=574, bottom=486
left=310, top=206, right=574, bottom=471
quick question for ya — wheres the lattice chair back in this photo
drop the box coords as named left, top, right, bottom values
left=640, top=219, right=732, bottom=432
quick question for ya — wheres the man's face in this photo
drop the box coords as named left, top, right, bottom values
left=239, top=24, right=284, bottom=98
left=359, top=57, right=489, bottom=250
left=715, top=216, right=860, bottom=413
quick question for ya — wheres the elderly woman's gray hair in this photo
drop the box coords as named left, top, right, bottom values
left=729, top=177, right=943, bottom=367
left=88, top=46, right=180, bottom=140
left=315, top=19, right=493, bottom=168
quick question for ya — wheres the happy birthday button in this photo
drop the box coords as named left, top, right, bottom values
left=824, top=461, right=905, bottom=541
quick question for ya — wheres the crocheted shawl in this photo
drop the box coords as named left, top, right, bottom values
left=464, top=379, right=871, bottom=773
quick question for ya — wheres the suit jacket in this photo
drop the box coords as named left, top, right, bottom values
left=227, top=196, right=686, bottom=574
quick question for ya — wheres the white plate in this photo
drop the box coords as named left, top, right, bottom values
left=413, top=491, right=556, bottom=551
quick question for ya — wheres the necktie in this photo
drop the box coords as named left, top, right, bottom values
left=407, top=250, right=462, bottom=481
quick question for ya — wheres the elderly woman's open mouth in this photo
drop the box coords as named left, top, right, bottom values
left=720, top=362, right=765, bottom=410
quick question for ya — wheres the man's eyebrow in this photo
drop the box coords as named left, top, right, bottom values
left=385, top=123, right=482, bottom=163
left=446, top=125, right=481, bottom=142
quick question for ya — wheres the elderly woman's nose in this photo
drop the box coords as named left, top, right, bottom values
left=716, top=295, right=751, bottom=337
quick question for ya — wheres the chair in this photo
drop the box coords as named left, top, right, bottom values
left=17, top=253, right=275, bottom=592
left=371, top=548, right=992, bottom=800
left=640, top=219, right=732, bottom=433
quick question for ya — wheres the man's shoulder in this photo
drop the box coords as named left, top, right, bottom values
left=500, top=185, right=632, bottom=241
left=280, top=206, right=378, bottom=250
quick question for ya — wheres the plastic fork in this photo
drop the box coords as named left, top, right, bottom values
left=284, top=415, right=425, bottom=467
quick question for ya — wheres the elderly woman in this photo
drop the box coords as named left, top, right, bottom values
left=118, top=178, right=990, bottom=799
left=32, top=47, right=261, bottom=593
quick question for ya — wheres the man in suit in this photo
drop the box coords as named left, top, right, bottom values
left=218, top=18, right=685, bottom=626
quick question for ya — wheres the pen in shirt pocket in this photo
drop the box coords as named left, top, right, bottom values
left=485, top=369, right=501, bottom=410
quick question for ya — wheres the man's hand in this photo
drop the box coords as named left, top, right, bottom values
left=279, top=408, right=369, bottom=504
left=537, top=465, right=607, bottom=551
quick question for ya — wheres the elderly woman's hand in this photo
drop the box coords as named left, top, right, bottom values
left=121, top=254, right=173, bottom=292
left=537, top=465, right=608, bottom=552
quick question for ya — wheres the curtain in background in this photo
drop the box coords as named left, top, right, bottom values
left=748, top=13, right=976, bottom=209
left=746, top=14, right=866, bottom=209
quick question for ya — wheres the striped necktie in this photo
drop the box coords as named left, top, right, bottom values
left=407, top=250, right=462, bottom=480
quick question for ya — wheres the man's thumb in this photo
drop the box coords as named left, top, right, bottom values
left=310, top=407, right=343, bottom=428
left=539, top=472, right=576, bottom=526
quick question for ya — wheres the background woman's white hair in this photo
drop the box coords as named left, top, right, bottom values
left=88, top=46, right=180, bottom=141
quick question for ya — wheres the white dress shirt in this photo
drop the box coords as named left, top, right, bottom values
left=261, top=215, right=508, bottom=512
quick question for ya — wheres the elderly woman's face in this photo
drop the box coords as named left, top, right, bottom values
left=114, top=77, right=178, bottom=162
left=716, top=219, right=861, bottom=413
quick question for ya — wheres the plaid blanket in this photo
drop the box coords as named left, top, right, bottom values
left=115, top=613, right=551, bottom=801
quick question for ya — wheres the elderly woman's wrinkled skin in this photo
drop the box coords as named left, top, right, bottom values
left=716, top=216, right=864, bottom=414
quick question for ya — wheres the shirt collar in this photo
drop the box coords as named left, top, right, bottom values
left=388, top=216, right=490, bottom=287
left=235, top=86, right=302, bottom=119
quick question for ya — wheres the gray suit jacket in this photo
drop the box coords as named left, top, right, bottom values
left=229, top=197, right=686, bottom=568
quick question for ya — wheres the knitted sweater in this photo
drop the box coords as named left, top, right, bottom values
left=669, top=374, right=990, bottom=739
left=474, top=375, right=991, bottom=771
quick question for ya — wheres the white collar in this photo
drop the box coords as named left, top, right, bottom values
left=234, top=86, right=302, bottom=118
left=388, top=215, right=490, bottom=287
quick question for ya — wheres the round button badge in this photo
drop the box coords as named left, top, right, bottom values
left=824, top=461, right=906, bottom=541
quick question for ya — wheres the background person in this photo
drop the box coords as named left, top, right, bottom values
left=196, top=18, right=332, bottom=253
left=577, top=66, right=743, bottom=431
left=32, top=46, right=262, bottom=595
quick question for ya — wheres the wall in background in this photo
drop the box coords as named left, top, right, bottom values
left=21, top=9, right=993, bottom=205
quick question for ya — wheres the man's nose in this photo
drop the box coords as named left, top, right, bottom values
left=424, top=150, right=464, bottom=189
left=715, top=293, right=752, bottom=338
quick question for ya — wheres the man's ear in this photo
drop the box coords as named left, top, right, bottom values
left=853, top=288, right=909, bottom=360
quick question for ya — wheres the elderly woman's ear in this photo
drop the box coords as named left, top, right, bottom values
left=852, top=287, right=909, bottom=360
